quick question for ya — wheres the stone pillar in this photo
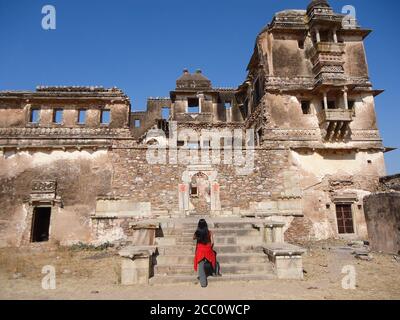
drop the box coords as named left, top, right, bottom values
left=119, top=246, right=156, bottom=286
left=333, top=29, right=338, bottom=43
left=265, top=227, right=273, bottom=244
left=178, top=183, right=189, bottom=213
left=272, top=226, right=284, bottom=243
left=343, top=88, right=349, bottom=110
left=197, top=93, right=204, bottom=113
left=210, top=182, right=221, bottom=212
left=315, top=28, right=321, bottom=43
left=323, top=91, right=328, bottom=110
left=259, top=225, right=266, bottom=243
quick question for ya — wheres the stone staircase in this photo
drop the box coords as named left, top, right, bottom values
left=149, top=219, right=277, bottom=284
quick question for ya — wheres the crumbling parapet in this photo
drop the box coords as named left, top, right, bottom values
left=118, top=245, right=156, bottom=285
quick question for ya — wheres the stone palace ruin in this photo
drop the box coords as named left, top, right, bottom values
left=0, top=0, right=395, bottom=282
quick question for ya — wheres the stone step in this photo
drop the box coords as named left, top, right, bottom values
left=164, top=235, right=239, bottom=245
left=173, top=236, right=262, bottom=246
left=181, top=228, right=260, bottom=237
left=154, top=253, right=269, bottom=265
left=149, top=273, right=277, bottom=285
left=161, top=227, right=258, bottom=236
left=180, top=223, right=257, bottom=230
left=154, top=263, right=272, bottom=276
left=157, top=244, right=263, bottom=255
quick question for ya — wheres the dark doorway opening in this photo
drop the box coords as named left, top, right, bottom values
left=336, top=204, right=354, bottom=234
left=31, top=207, right=51, bottom=242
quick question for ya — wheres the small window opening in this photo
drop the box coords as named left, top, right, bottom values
left=336, top=204, right=354, bottom=234
left=298, top=40, right=304, bottom=49
left=203, top=140, right=210, bottom=148
left=31, top=207, right=51, bottom=242
left=53, top=109, right=63, bottom=124
left=320, top=30, right=331, bottom=42
left=100, top=109, right=111, bottom=124
left=187, top=98, right=200, bottom=113
left=78, top=109, right=86, bottom=124
left=301, top=101, right=311, bottom=114
left=162, top=107, right=170, bottom=120
left=134, top=119, right=141, bottom=128
left=30, top=108, right=40, bottom=123
left=177, top=140, right=185, bottom=147
left=224, top=101, right=232, bottom=110
left=187, top=141, right=200, bottom=149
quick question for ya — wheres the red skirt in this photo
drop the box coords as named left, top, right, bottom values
left=194, top=243, right=216, bottom=271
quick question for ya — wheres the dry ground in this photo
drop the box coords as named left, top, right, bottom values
left=0, top=240, right=399, bottom=300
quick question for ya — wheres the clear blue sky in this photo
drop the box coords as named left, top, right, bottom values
left=0, top=0, right=399, bottom=175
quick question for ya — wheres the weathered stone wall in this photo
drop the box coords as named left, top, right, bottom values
left=0, top=149, right=113, bottom=247
left=364, top=192, right=400, bottom=254
left=0, top=101, right=129, bottom=129
left=110, top=145, right=290, bottom=211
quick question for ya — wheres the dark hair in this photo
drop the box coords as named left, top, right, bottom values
left=195, top=219, right=210, bottom=244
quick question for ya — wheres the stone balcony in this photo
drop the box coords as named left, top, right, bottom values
left=321, top=109, right=353, bottom=122
left=309, top=42, right=346, bottom=86
left=307, top=42, right=345, bottom=60
left=320, top=109, right=353, bottom=141
left=315, top=42, right=345, bottom=54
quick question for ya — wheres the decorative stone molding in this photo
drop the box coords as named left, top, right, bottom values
left=29, top=180, right=61, bottom=206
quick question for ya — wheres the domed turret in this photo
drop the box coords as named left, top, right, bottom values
left=307, top=0, right=331, bottom=13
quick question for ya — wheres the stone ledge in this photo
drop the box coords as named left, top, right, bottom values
left=118, top=245, right=157, bottom=259
left=263, top=243, right=306, bottom=280
left=263, top=243, right=307, bottom=257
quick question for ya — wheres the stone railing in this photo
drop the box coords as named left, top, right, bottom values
left=321, top=109, right=353, bottom=122
left=315, top=42, right=345, bottom=54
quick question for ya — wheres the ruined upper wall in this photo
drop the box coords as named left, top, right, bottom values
left=0, top=86, right=131, bottom=129
left=129, top=70, right=245, bottom=141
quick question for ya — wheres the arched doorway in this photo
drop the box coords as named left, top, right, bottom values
left=189, top=172, right=211, bottom=214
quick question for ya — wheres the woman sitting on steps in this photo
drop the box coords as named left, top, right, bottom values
left=193, top=219, right=221, bottom=288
